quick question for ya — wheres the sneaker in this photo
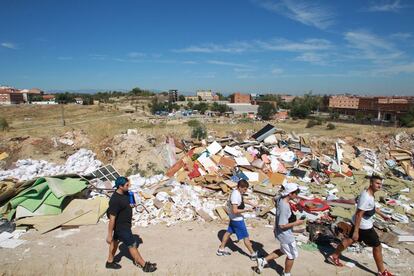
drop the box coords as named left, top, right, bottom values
left=378, top=270, right=394, bottom=276
left=105, top=261, right=121, bottom=269
left=250, top=251, right=258, bottom=261
left=256, top=257, right=267, bottom=274
left=134, top=261, right=157, bottom=273
left=216, top=248, right=231, bottom=256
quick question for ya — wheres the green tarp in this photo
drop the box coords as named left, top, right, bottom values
left=1, top=177, right=87, bottom=220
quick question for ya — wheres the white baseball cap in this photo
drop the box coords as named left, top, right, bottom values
left=281, top=182, right=300, bottom=196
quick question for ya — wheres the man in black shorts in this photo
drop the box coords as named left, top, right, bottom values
left=105, top=176, right=157, bottom=272
left=328, top=175, right=393, bottom=276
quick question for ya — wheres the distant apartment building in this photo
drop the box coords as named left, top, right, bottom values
left=168, top=89, right=178, bottom=102
left=0, top=86, right=24, bottom=104
left=184, top=96, right=198, bottom=101
left=230, top=92, right=251, bottom=104
left=280, top=95, right=296, bottom=103
left=329, top=95, right=414, bottom=122
left=196, top=90, right=218, bottom=101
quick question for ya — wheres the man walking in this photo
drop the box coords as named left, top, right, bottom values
left=328, top=175, right=394, bottom=276
left=106, top=176, right=157, bottom=272
left=217, top=179, right=258, bottom=260
left=256, top=183, right=304, bottom=276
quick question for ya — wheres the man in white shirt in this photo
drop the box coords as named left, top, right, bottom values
left=217, top=179, right=258, bottom=260
left=328, top=175, right=394, bottom=276
left=256, top=182, right=304, bottom=276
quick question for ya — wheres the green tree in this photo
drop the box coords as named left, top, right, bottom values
left=216, top=92, right=227, bottom=101
left=193, top=102, right=209, bottom=114
left=399, top=106, right=414, bottom=127
left=210, top=102, right=232, bottom=114
left=178, top=95, right=185, bottom=101
left=258, top=102, right=277, bottom=120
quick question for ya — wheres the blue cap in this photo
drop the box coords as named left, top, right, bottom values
left=114, top=176, right=128, bottom=188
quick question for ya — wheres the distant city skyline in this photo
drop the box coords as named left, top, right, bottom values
left=1, top=0, right=414, bottom=95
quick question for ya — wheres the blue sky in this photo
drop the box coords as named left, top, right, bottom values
left=1, top=0, right=414, bottom=95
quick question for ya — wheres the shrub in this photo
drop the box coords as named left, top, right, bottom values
left=306, top=119, right=319, bottom=128
left=191, top=125, right=207, bottom=140
left=0, top=117, right=9, bottom=131
left=326, top=123, right=336, bottom=130
left=187, top=119, right=201, bottom=128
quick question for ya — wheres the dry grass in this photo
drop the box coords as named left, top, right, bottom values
left=1, top=104, right=412, bottom=148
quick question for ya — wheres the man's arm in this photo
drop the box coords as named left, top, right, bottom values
left=375, top=208, right=390, bottom=220
left=279, top=220, right=304, bottom=230
left=352, top=209, right=364, bottom=241
left=106, top=214, right=116, bottom=244
left=232, top=204, right=247, bottom=215
left=243, top=199, right=258, bottom=208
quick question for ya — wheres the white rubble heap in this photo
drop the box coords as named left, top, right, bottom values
left=0, top=149, right=102, bottom=181
left=120, top=175, right=225, bottom=227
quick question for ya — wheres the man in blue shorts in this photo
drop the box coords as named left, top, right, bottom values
left=106, top=176, right=157, bottom=272
left=217, top=179, right=258, bottom=260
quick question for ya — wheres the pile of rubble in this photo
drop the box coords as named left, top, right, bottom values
left=1, top=124, right=414, bottom=256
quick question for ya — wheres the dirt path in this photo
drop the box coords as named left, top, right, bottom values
left=1, top=221, right=409, bottom=276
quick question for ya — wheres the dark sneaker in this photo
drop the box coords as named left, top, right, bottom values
left=142, top=261, right=157, bottom=273
left=105, top=261, right=121, bottom=269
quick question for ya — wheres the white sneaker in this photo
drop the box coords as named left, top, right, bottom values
left=250, top=251, right=258, bottom=261
left=216, top=248, right=231, bottom=256
left=256, top=257, right=267, bottom=273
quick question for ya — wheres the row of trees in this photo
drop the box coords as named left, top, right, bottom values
left=149, top=99, right=232, bottom=115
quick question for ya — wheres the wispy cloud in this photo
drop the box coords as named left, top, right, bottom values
left=373, top=62, right=414, bottom=75
left=1, top=42, right=18, bottom=49
left=390, top=32, right=412, bottom=40
left=58, top=56, right=73, bottom=60
left=257, top=38, right=332, bottom=52
left=90, top=54, right=107, bottom=60
left=182, top=60, right=198, bottom=64
left=128, top=52, right=146, bottom=58
left=367, top=0, right=403, bottom=12
left=253, top=0, right=335, bottom=30
left=294, top=52, right=329, bottom=65
left=344, top=30, right=403, bottom=63
left=175, top=38, right=332, bottom=54
left=174, top=42, right=251, bottom=53
left=207, top=60, right=252, bottom=68
left=271, top=68, right=284, bottom=75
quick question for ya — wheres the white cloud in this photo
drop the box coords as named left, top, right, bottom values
left=90, top=54, right=107, bottom=60
left=257, top=38, right=332, bottom=52
left=174, top=42, right=251, bottom=53
left=294, top=52, right=329, bottom=65
left=1, top=42, right=17, bottom=49
left=253, top=0, right=335, bottom=30
left=373, top=62, right=414, bottom=75
left=367, top=0, right=403, bottom=12
left=128, top=52, right=146, bottom=58
left=207, top=60, right=252, bottom=68
left=271, top=68, right=284, bottom=75
left=175, top=38, right=332, bottom=54
left=344, top=30, right=403, bottom=63
left=182, top=60, right=198, bottom=64
left=58, top=56, right=73, bottom=60
left=390, top=32, right=412, bottom=40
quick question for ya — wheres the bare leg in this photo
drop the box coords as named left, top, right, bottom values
left=219, top=232, right=232, bottom=249
left=284, top=258, right=294, bottom=273
left=265, top=249, right=284, bottom=262
left=243, top=238, right=255, bottom=254
left=107, top=240, right=119, bottom=263
left=331, top=238, right=354, bottom=258
left=129, top=247, right=146, bottom=267
left=373, top=245, right=385, bottom=273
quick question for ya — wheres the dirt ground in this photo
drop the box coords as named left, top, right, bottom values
left=1, top=221, right=412, bottom=276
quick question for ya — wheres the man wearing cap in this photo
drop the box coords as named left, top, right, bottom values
left=256, top=183, right=304, bottom=276
left=328, top=175, right=394, bottom=276
left=106, top=176, right=157, bottom=273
